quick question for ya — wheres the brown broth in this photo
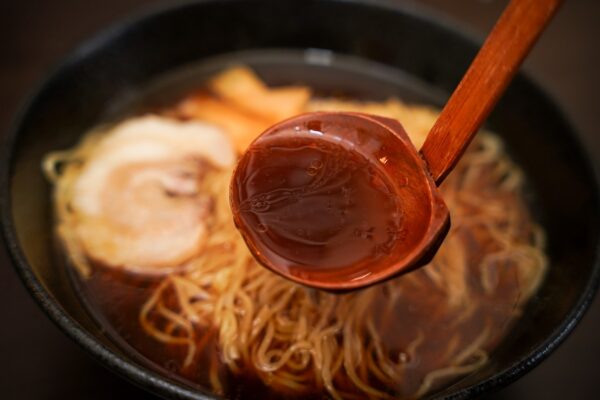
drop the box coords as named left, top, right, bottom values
left=231, top=130, right=403, bottom=276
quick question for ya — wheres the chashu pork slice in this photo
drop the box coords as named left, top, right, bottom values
left=71, top=115, right=235, bottom=275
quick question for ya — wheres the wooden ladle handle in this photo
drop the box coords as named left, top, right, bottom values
left=420, top=0, right=562, bottom=185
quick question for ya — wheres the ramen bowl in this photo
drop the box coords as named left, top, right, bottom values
left=1, top=0, right=599, bottom=398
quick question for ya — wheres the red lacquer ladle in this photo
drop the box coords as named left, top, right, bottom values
left=230, top=0, right=562, bottom=291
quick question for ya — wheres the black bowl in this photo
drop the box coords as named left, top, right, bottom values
left=2, top=0, right=599, bottom=399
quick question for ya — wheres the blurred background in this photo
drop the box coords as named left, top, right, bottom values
left=1, top=0, right=598, bottom=398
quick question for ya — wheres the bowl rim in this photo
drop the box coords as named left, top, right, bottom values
left=2, top=0, right=600, bottom=399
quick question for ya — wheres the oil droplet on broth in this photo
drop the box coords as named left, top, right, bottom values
left=232, top=124, right=405, bottom=274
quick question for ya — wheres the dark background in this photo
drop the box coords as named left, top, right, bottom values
left=1, top=0, right=599, bottom=398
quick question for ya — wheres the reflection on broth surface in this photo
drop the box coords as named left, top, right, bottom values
left=233, top=131, right=404, bottom=276
left=44, top=65, right=547, bottom=399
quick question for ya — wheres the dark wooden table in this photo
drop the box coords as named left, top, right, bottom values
left=1, top=0, right=599, bottom=398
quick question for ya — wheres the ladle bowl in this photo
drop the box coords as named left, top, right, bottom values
left=231, top=112, right=449, bottom=290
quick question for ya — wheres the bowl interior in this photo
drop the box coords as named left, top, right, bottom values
left=3, top=0, right=599, bottom=399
